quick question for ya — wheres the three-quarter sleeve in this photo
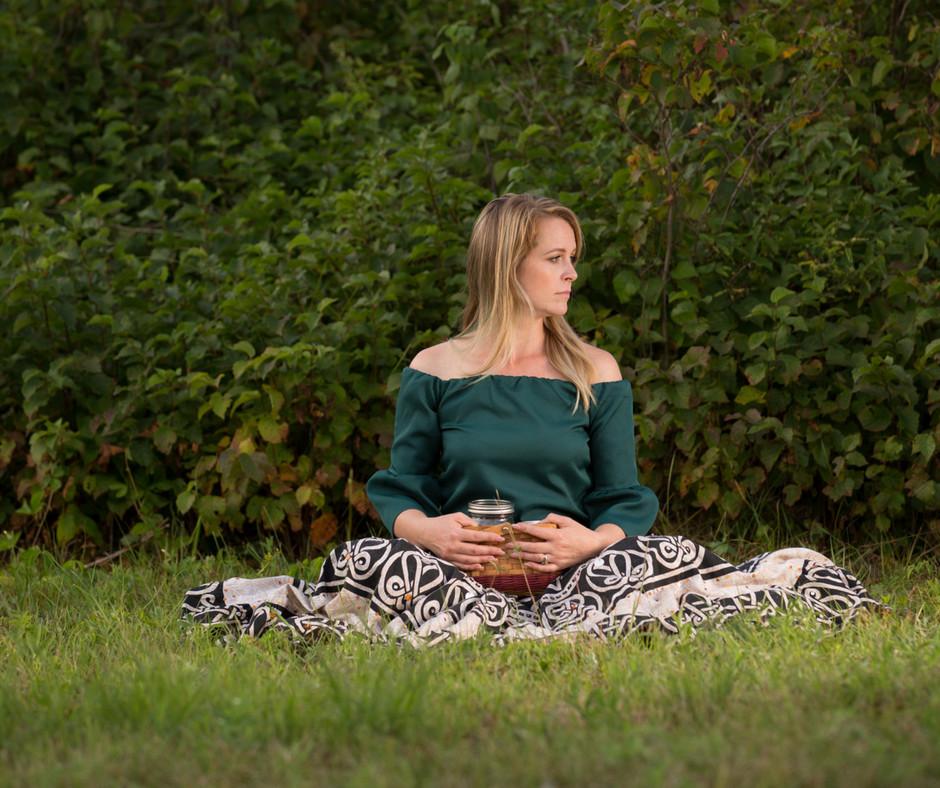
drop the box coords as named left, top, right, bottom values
left=582, top=380, right=659, bottom=537
left=366, top=369, right=444, bottom=534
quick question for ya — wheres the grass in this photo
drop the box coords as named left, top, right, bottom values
left=1, top=539, right=939, bottom=787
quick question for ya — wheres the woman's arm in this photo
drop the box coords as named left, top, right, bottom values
left=511, top=515, right=624, bottom=571
left=394, top=508, right=506, bottom=572
left=593, top=523, right=628, bottom=549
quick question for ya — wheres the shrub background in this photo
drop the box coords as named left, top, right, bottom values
left=1, top=0, right=938, bottom=556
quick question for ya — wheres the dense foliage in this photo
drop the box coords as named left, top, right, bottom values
left=1, top=0, right=937, bottom=556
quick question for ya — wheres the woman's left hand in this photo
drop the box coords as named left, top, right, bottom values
left=509, top=513, right=610, bottom=572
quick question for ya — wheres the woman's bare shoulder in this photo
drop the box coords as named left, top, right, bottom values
left=580, top=342, right=623, bottom=383
left=409, top=340, right=461, bottom=379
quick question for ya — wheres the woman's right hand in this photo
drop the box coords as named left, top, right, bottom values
left=417, top=512, right=506, bottom=572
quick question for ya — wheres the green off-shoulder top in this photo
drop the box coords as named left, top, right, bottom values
left=365, top=367, right=659, bottom=538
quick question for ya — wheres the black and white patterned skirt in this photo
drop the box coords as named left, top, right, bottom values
left=181, top=535, right=879, bottom=647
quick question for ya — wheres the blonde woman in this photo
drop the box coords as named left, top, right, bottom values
left=182, top=194, right=876, bottom=644
left=367, top=193, right=658, bottom=574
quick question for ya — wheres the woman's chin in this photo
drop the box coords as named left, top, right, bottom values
left=530, top=304, right=569, bottom=319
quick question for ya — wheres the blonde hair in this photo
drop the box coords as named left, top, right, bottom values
left=454, top=193, right=598, bottom=414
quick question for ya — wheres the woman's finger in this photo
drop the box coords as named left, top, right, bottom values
left=541, top=512, right=580, bottom=528
left=459, top=528, right=507, bottom=545
left=508, top=539, right=552, bottom=556
left=523, top=560, right=557, bottom=573
left=512, top=523, right=558, bottom=540
left=452, top=557, right=489, bottom=571
left=461, top=554, right=499, bottom=565
left=455, top=542, right=505, bottom=557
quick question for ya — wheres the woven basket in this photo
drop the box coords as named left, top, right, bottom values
left=463, top=521, right=560, bottom=596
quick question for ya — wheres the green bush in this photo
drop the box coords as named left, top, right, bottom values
left=0, top=0, right=937, bottom=555
left=584, top=0, right=940, bottom=534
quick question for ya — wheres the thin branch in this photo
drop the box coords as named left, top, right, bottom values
left=719, top=72, right=843, bottom=223
left=113, top=223, right=165, bottom=235
left=84, top=529, right=158, bottom=568
left=655, top=95, right=679, bottom=366
left=660, top=197, right=676, bottom=364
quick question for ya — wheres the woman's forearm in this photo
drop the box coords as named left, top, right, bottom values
left=594, top=524, right=627, bottom=552
left=397, top=511, right=623, bottom=562
left=393, top=508, right=434, bottom=547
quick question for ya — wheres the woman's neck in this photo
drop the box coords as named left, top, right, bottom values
left=507, top=316, right=547, bottom=361
left=455, top=317, right=557, bottom=376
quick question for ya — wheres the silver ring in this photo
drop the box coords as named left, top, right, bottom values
left=540, top=553, right=548, bottom=565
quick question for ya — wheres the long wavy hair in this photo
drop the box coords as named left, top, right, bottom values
left=453, top=193, right=598, bottom=414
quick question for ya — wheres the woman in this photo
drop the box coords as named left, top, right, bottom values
left=182, top=194, right=876, bottom=646
left=367, top=193, right=658, bottom=575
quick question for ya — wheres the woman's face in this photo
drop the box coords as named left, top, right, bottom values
left=517, top=216, right=578, bottom=319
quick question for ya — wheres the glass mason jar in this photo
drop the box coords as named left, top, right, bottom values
left=467, top=498, right=515, bottom=526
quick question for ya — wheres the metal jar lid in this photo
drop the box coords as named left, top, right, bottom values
left=467, top=498, right=515, bottom=519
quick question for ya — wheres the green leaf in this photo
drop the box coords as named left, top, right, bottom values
left=517, top=124, right=545, bottom=146
left=0, top=531, right=20, bottom=552
left=875, top=436, right=904, bottom=462
left=858, top=405, right=892, bottom=432
left=913, top=433, right=936, bottom=463
left=296, top=484, right=313, bottom=506
left=57, top=509, right=80, bottom=545
left=231, top=390, right=261, bottom=412
left=56, top=505, right=101, bottom=545
left=747, top=332, right=769, bottom=351
left=259, top=499, right=286, bottom=528
left=210, top=393, right=230, bottom=419
left=196, top=495, right=226, bottom=523
left=753, top=31, right=778, bottom=60
left=385, top=372, right=402, bottom=395
left=258, top=417, right=287, bottom=444
left=689, top=70, right=712, bottom=103
left=176, top=486, right=196, bottom=514
left=493, top=160, right=517, bottom=184
left=759, top=441, right=784, bottom=471
left=922, top=338, right=940, bottom=361
left=779, top=355, right=801, bottom=383
left=735, top=385, right=765, bottom=405
left=13, top=312, right=32, bottom=333
left=287, top=233, right=314, bottom=251
left=842, top=433, right=862, bottom=452
left=153, top=426, right=176, bottom=454
left=233, top=341, right=256, bottom=357
left=296, top=483, right=325, bottom=509
left=695, top=479, right=719, bottom=509
left=238, top=453, right=265, bottom=483
left=264, top=384, right=285, bottom=415
left=744, top=363, right=767, bottom=385
left=845, top=451, right=867, bottom=467
left=783, top=484, right=802, bottom=506
left=770, top=287, right=795, bottom=304
left=872, top=59, right=891, bottom=87
left=825, top=477, right=856, bottom=501
left=911, top=479, right=937, bottom=504
left=613, top=270, right=641, bottom=302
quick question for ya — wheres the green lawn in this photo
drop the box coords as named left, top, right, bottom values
left=1, top=544, right=938, bottom=787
